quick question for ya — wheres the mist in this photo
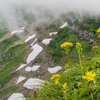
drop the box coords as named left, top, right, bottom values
left=0, top=0, right=100, bottom=30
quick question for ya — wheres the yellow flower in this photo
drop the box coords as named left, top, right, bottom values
left=82, top=71, right=96, bottom=82
left=63, top=83, right=67, bottom=88
left=92, top=46, right=98, bottom=50
left=55, top=78, right=59, bottom=85
left=61, top=42, right=73, bottom=49
left=64, top=66, right=66, bottom=68
left=45, top=80, right=47, bottom=84
left=97, top=28, right=100, bottom=33
left=76, top=42, right=81, bottom=45
left=51, top=74, right=61, bottom=80
left=77, top=82, right=82, bottom=86
left=97, top=34, right=100, bottom=38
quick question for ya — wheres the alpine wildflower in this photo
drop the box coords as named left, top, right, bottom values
left=51, top=74, right=61, bottom=85
left=92, top=46, right=98, bottom=51
left=82, top=71, right=96, bottom=82
left=63, top=83, right=67, bottom=88
left=97, top=28, right=100, bottom=33
left=77, top=82, right=82, bottom=86
left=97, top=34, right=100, bottom=38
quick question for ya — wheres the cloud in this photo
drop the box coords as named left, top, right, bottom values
left=0, top=0, right=100, bottom=29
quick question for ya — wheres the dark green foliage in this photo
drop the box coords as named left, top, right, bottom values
left=0, top=28, right=8, bottom=39
left=0, top=49, right=28, bottom=88
left=0, top=86, right=18, bottom=98
left=0, top=35, right=19, bottom=54
left=0, top=43, right=28, bottom=65
left=47, top=27, right=91, bottom=64
left=97, top=93, right=100, bottom=100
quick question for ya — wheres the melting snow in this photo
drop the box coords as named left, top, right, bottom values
left=32, top=65, right=40, bottom=71
left=49, top=32, right=58, bottom=36
left=15, top=64, right=27, bottom=71
left=20, top=27, right=25, bottom=30
left=30, top=38, right=37, bottom=46
left=11, top=27, right=25, bottom=35
left=25, top=34, right=35, bottom=43
left=60, top=22, right=68, bottom=29
left=47, top=66, right=62, bottom=73
left=7, top=93, right=26, bottom=100
left=26, top=44, right=43, bottom=64
left=25, top=65, right=40, bottom=72
left=23, top=78, right=45, bottom=89
left=42, top=39, right=52, bottom=45
left=11, top=30, right=24, bottom=35
left=15, top=76, right=26, bottom=85
left=25, top=67, right=32, bottom=72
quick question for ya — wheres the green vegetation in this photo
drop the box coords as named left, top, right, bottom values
left=0, top=27, right=8, bottom=39
left=0, top=35, right=19, bottom=54
left=0, top=43, right=28, bottom=65
left=28, top=15, right=100, bottom=100
left=46, top=27, right=91, bottom=65
left=0, top=86, right=19, bottom=99
left=33, top=41, right=100, bottom=100
left=0, top=49, right=28, bottom=88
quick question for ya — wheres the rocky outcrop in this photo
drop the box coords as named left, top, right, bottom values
left=73, top=27, right=96, bottom=47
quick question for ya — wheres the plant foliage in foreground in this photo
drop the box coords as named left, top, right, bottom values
left=28, top=28, right=100, bottom=100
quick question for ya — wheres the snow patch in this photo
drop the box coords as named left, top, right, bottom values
left=15, top=77, right=26, bottom=85
left=25, top=34, right=35, bottom=43
left=7, top=93, right=26, bottom=100
left=49, top=32, right=58, bottom=36
left=23, top=78, right=45, bottom=89
left=32, top=65, right=40, bottom=71
left=15, top=64, right=27, bottom=71
left=26, top=44, right=43, bottom=64
left=42, top=39, right=52, bottom=45
left=25, top=67, right=32, bottom=72
left=11, top=27, right=25, bottom=35
left=11, top=30, right=24, bottom=35
left=60, top=22, right=68, bottom=29
left=30, top=38, right=37, bottom=46
left=20, top=27, right=25, bottom=30
left=47, top=66, right=62, bottom=73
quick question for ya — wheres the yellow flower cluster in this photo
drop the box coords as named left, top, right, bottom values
left=76, top=42, right=82, bottom=53
left=92, top=46, right=98, bottom=50
left=77, top=82, right=82, bottom=86
left=82, top=71, right=96, bottom=82
left=97, top=34, right=100, bottom=38
left=51, top=74, right=61, bottom=85
left=76, top=42, right=81, bottom=45
left=63, top=83, right=67, bottom=88
left=61, top=42, right=73, bottom=49
left=51, top=74, right=61, bottom=79
left=64, top=64, right=68, bottom=68
left=97, top=28, right=100, bottom=33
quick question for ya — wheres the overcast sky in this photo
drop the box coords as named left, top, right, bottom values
left=0, top=0, right=100, bottom=29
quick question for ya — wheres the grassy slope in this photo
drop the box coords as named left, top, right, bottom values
left=35, top=16, right=100, bottom=100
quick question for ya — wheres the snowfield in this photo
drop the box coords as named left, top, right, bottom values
left=11, top=27, right=25, bottom=35
left=25, top=34, right=35, bottom=43
left=42, top=38, right=52, bottom=45
left=47, top=66, right=62, bottom=73
left=60, top=22, right=68, bottom=28
left=49, top=32, right=58, bottom=36
left=15, top=76, right=26, bottom=85
left=7, top=93, right=26, bottom=100
left=26, top=44, right=43, bottom=64
left=15, top=64, right=27, bottom=71
left=23, top=78, right=45, bottom=89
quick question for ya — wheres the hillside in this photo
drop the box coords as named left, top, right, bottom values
left=0, top=13, right=100, bottom=100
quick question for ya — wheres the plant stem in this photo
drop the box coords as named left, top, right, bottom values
left=89, top=83, right=94, bottom=100
left=78, top=51, right=83, bottom=71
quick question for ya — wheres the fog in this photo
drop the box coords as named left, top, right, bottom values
left=0, top=0, right=100, bottom=29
